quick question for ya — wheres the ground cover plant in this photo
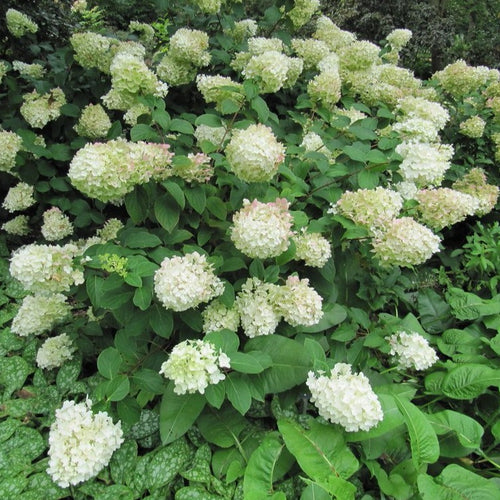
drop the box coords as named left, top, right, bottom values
left=1, top=0, right=500, bottom=498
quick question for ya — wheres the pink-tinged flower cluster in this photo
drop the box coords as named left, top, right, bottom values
left=231, top=198, right=293, bottom=259
left=41, top=207, right=73, bottom=241
left=159, top=339, right=230, bottom=394
left=307, top=363, right=383, bottom=432
left=154, top=252, right=224, bottom=311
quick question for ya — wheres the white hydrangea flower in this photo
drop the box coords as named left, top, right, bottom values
left=226, top=19, right=258, bottom=43
left=288, top=0, right=321, bottom=29
left=338, top=40, right=381, bottom=71
left=231, top=198, right=293, bottom=259
left=393, top=181, right=418, bottom=200
left=225, top=124, right=285, bottom=182
left=307, top=363, right=383, bottom=432
left=313, top=16, right=357, bottom=52
left=191, top=0, right=223, bottom=15
left=332, top=187, right=403, bottom=234
left=459, top=116, right=486, bottom=138
left=2, top=182, right=36, bottom=213
left=169, top=28, right=211, bottom=67
left=70, top=32, right=115, bottom=73
left=20, top=88, right=66, bottom=129
left=194, top=124, right=228, bottom=146
left=307, top=69, right=342, bottom=110
left=2, top=215, right=30, bottom=236
left=159, top=339, right=230, bottom=394
left=74, top=104, right=111, bottom=139
left=452, top=168, right=499, bottom=216
left=386, top=29, right=412, bottom=50
left=6, top=9, right=38, bottom=37
left=156, top=54, right=198, bottom=86
left=68, top=139, right=174, bottom=203
left=392, top=118, right=441, bottom=143
left=36, top=333, right=76, bottom=369
left=202, top=299, right=240, bottom=334
left=236, top=277, right=281, bottom=338
left=154, top=252, right=224, bottom=312
left=372, top=217, right=441, bottom=267
left=41, top=207, right=73, bottom=241
left=0, top=130, right=23, bottom=173
left=196, top=74, right=244, bottom=112
left=11, top=293, right=71, bottom=337
left=172, top=153, right=214, bottom=183
left=276, top=276, right=323, bottom=327
left=12, top=60, right=45, bottom=79
left=9, top=243, right=84, bottom=293
left=395, top=141, right=453, bottom=187
left=300, top=131, right=331, bottom=157
left=47, top=398, right=123, bottom=487
left=396, top=96, right=449, bottom=131
left=292, top=38, right=331, bottom=70
left=388, top=331, right=438, bottom=370
left=415, top=188, right=480, bottom=230
left=292, top=230, right=331, bottom=268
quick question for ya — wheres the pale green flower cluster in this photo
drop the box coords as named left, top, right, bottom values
left=194, top=124, right=227, bottom=146
left=371, top=217, right=441, bottom=267
left=231, top=198, right=293, bottom=259
left=307, top=65, right=342, bottom=110
left=129, top=21, right=155, bottom=49
left=0, top=60, right=8, bottom=83
left=74, top=104, right=112, bottom=139
left=154, top=252, right=224, bottom=311
left=388, top=331, right=438, bottom=370
left=70, top=32, right=115, bottom=73
left=47, top=398, right=123, bottom=487
left=11, top=293, right=71, bottom=337
left=452, top=168, right=499, bottom=216
left=395, top=141, right=453, bottom=187
left=2, top=215, right=29, bottom=236
left=0, top=130, right=23, bottom=173
left=71, top=0, right=88, bottom=13
left=307, top=363, right=383, bottom=432
left=157, top=28, right=210, bottom=86
left=493, top=132, right=500, bottom=162
left=159, top=339, right=230, bottom=394
left=386, top=29, right=412, bottom=50
left=300, top=131, right=331, bottom=157
left=96, top=218, right=124, bottom=241
left=172, top=153, right=214, bottom=183
left=338, top=40, right=381, bottom=72
left=292, top=230, right=331, bottom=268
left=288, top=0, right=321, bottom=29
left=275, top=275, right=323, bottom=327
left=191, top=0, right=223, bottom=14
left=20, top=88, right=66, bottom=129
left=196, top=74, right=245, bottom=112
left=226, top=19, right=258, bottom=43
left=225, top=123, right=285, bottom=182
left=433, top=59, right=500, bottom=98
left=415, top=188, right=480, bottom=230
left=2, top=182, right=36, bottom=213
left=9, top=243, right=84, bottom=293
left=291, top=38, right=331, bottom=70
left=202, top=299, right=240, bottom=334
left=68, top=139, right=174, bottom=203
left=313, top=16, right=356, bottom=51
left=459, top=115, right=486, bottom=138
left=36, top=333, right=76, bottom=370
left=12, top=60, right=45, bottom=79
left=332, top=187, right=403, bottom=234
left=6, top=9, right=38, bottom=37
left=123, top=103, right=150, bottom=126
left=396, top=96, right=449, bottom=132
left=41, top=207, right=73, bottom=241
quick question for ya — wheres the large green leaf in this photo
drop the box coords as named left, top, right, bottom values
left=197, top=404, right=246, bottom=448
left=394, top=396, right=439, bottom=469
left=278, top=419, right=358, bottom=498
left=159, top=383, right=206, bottom=444
left=442, top=364, right=500, bottom=399
left=446, top=287, right=500, bottom=320
left=225, top=373, right=252, bottom=415
left=418, top=464, right=500, bottom=499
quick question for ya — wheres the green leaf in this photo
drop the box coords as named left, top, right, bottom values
left=251, top=96, right=270, bottom=122
left=0, top=475, right=28, bottom=498
left=130, top=124, right=159, bottom=142
left=229, top=351, right=273, bottom=374
left=246, top=335, right=313, bottom=393
left=427, top=410, right=483, bottom=456
left=418, top=464, right=500, bottom=499
left=105, top=374, right=130, bottom=401
left=97, top=347, right=123, bottom=379
left=204, top=381, right=226, bottom=409
left=154, top=194, right=180, bottom=233
left=342, top=142, right=370, bottom=162
left=197, top=404, right=246, bottom=448
left=195, top=114, right=223, bottom=127
left=244, top=435, right=285, bottom=498
left=124, top=186, right=150, bottom=224
left=119, top=228, right=162, bottom=248
left=417, top=288, right=452, bottom=334
left=132, top=369, right=165, bottom=395
left=61, top=103, right=81, bottom=117
left=152, top=108, right=171, bottom=130
left=159, top=383, right=206, bottom=444
left=225, top=373, right=252, bottom=415
left=442, top=364, right=500, bottom=400
left=164, top=181, right=186, bottom=209
left=278, top=419, right=357, bottom=498
left=149, top=304, right=173, bottom=338
left=145, top=438, right=193, bottom=490
left=394, top=396, right=440, bottom=469
left=446, top=287, right=500, bottom=320
left=357, top=168, right=379, bottom=189
left=206, top=196, right=227, bottom=220
left=185, top=185, right=207, bottom=214
left=170, top=118, right=194, bottom=134
left=133, top=277, right=153, bottom=310
left=302, top=304, right=347, bottom=333
left=0, top=356, right=31, bottom=397
left=56, top=357, right=82, bottom=393
left=300, top=482, right=332, bottom=500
